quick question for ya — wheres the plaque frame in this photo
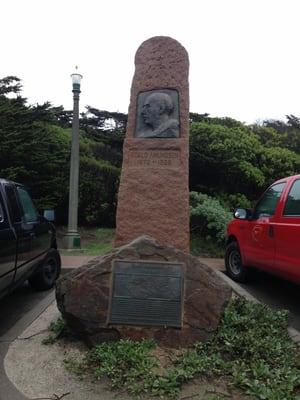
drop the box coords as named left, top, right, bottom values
left=107, top=259, right=185, bottom=328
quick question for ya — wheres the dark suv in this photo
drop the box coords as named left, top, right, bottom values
left=0, top=179, right=61, bottom=299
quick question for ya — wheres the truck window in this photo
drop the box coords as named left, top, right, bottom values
left=17, top=187, right=38, bottom=223
left=283, top=179, right=300, bottom=216
left=5, top=185, right=22, bottom=223
left=253, top=182, right=285, bottom=219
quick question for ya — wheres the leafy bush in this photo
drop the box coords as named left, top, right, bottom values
left=190, top=191, right=232, bottom=243
left=218, top=192, right=252, bottom=210
left=190, top=234, right=225, bottom=257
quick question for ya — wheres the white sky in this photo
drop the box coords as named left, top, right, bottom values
left=1, top=0, right=300, bottom=124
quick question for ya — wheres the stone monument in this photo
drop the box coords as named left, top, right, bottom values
left=115, top=36, right=190, bottom=252
left=56, top=37, right=232, bottom=349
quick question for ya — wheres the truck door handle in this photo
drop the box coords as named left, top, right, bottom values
left=269, top=226, right=274, bottom=238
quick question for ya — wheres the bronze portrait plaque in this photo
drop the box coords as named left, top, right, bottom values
left=135, top=89, right=180, bottom=138
left=108, top=260, right=184, bottom=327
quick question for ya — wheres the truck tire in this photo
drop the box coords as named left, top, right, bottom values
left=29, top=249, right=61, bottom=291
left=225, top=241, right=248, bottom=283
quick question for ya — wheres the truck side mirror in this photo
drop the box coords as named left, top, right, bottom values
left=43, top=210, right=55, bottom=222
left=234, top=208, right=247, bottom=220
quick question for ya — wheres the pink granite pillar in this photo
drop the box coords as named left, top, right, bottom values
left=115, top=36, right=189, bottom=252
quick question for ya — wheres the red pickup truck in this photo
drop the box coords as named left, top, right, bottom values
left=225, top=174, right=300, bottom=284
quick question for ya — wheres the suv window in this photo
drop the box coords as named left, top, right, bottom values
left=253, top=182, right=285, bottom=219
left=283, top=179, right=300, bottom=216
left=0, top=191, right=8, bottom=229
left=0, top=201, right=4, bottom=223
left=17, top=187, right=38, bottom=223
left=5, top=185, right=22, bottom=223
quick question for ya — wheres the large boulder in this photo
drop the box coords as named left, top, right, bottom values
left=56, top=236, right=232, bottom=347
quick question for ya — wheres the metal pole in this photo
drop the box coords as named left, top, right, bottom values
left=65, top=89, right=81, bottom=249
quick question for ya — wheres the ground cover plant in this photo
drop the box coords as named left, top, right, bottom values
left=62, top=298, right=300, bottom=399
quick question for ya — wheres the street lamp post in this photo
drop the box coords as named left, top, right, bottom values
left=64, top=68, right=83, bottom=249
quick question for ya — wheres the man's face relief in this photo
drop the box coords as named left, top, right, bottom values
left=141, top=97, right=162, bottom=127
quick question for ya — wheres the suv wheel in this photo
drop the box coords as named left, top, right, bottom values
left=225, top=241, right=248, bottom=283
left=29, top=249, right=61, bottom=291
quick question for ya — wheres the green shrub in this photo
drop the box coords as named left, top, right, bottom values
left=218, top=192, right=252, bottom=210
left=190, top=235, right=225, bottom=257
left=190, top=191, right=232, bottom=243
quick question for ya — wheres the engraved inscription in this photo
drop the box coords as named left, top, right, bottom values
left=108, top=260, right=184, bottom=328
left=135, top=89, right=180, bottom=138
left=126, top=150, right=181, bottom=169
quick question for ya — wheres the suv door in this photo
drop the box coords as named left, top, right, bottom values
left=0, top=189, right=17, bottom=294
left=274, top=178, right=300, bottom=282
left=4, top=183, right=36, bottom=282
left=16, top=186, right=52, bottom=259
left=242, top=182, right=286, bottom=271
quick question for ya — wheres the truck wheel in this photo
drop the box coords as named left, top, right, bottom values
left=225, top=241, right=248, bottom=283
left=29, top=249, right=61, bottom=291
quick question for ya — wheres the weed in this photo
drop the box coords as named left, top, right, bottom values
left=193, top=298, right=300, bottom=400
left=64, top=358, right=87, bottom=379
left=85, top=339, right=158, bottom=395
left=49, top=316, right=67, bottom=335
left=205, top=395, right=228, bottom=400
left=42, top=335, right=57, bottom=345
left=42, top=316, right=68, bottom=345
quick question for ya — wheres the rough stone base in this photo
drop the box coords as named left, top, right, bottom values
left=56, top=236, right=232, bottom=347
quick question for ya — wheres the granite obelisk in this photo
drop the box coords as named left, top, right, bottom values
left=115, top=36, right=189, bottom=252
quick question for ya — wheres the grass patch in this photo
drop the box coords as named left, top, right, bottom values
left=191, top=234, right=225, bottom=258
left=64, top=298, right=300, bottom=399
left=58, top=228, right=224, bottom=259
left=58, top=227, right=114, bottom=256
left=81, top=227, right=114, bottom=256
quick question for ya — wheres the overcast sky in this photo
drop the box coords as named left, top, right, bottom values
left=2, top=0, right=300, bottom=124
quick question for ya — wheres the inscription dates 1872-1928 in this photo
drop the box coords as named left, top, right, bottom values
left=126, top=150, right=181, bottom=169
left=135, top=89, right=180, bottom=138
left=108, top=260, right=184, bottom=328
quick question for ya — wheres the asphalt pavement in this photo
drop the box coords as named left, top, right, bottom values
left=200, top=257, right=300, bottom=331
left=240, top=270, right=300, bottom=331
left=0, top=289, right=55, bottom=400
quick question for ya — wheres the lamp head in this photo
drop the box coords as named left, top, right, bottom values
left=71, top=66, right=82, bottom=92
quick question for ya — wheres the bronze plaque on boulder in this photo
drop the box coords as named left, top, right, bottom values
left=108, top=260, right=184, bottom=328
